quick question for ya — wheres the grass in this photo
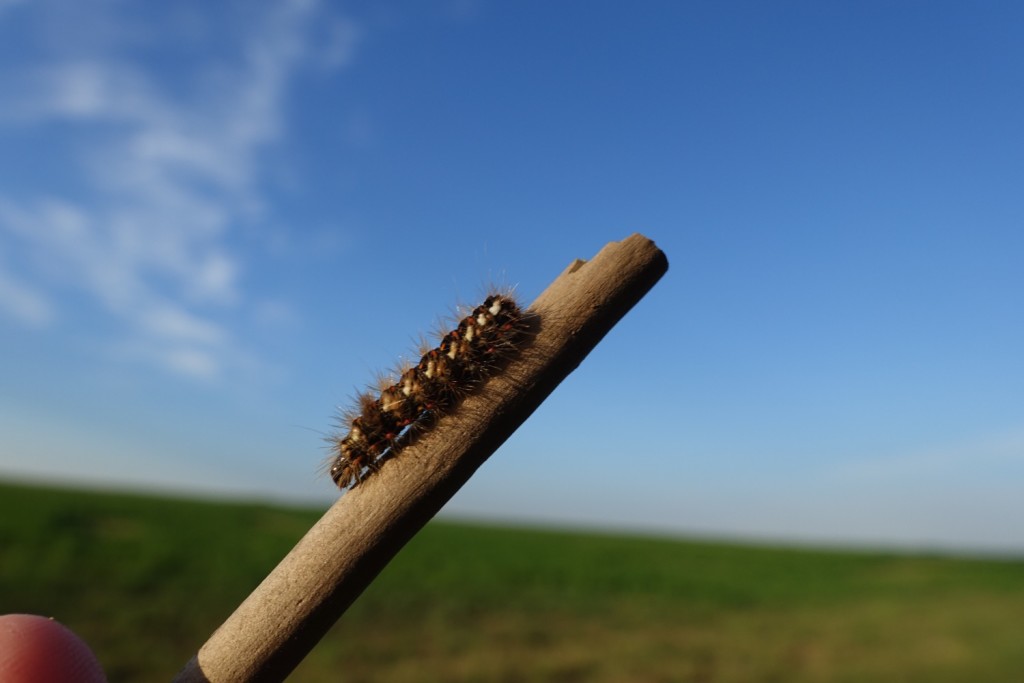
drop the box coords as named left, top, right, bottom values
left=1, top=479, right=1022, bottom=681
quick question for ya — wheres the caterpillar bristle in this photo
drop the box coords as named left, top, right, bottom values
left=326, top=293, right=530, bottom=491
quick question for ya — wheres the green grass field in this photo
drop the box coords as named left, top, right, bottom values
left=1, top=480, right=1022, bottom=682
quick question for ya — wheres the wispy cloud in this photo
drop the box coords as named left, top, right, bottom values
left=0, top=0, right=357, bottom=379
left=0, top=0, right=26, bottom=15
left=826, top=429, right=1024, bottom=485
left=0, top=266, right=53, bottom=327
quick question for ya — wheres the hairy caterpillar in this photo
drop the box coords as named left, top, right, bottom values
left=327, top=293, right=529, bottom=490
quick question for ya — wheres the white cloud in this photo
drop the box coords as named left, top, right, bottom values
left=320, top=18, right=361, bottom=70
left=157, top=347, right=222, bottom=381
left=140, top=305, right=226, bottom=346
left=0, top=267, right=53, bottom=327
left=0, top=0, right=26, bottom=15
left=826, top=429, right=1024, bottom=485
left=0, top=61, right=161, bottom=124
left=0, top=0, right=357, bottom=379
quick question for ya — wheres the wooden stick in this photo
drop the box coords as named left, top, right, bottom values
left=173, top=233, right=669, bottom=682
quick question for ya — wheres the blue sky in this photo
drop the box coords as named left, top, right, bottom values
left=1, top=1, right=1022, bottom=553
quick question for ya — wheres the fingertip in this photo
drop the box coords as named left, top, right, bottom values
left=0, top=614, right=107, bottom=683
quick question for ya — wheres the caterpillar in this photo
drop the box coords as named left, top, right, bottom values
left=327, top=293, right=530, bottom=490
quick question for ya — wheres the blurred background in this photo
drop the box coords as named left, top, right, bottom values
left=2, top=2, right=1024, bottom=680
left=2, top=0, right=1022, bottom=553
